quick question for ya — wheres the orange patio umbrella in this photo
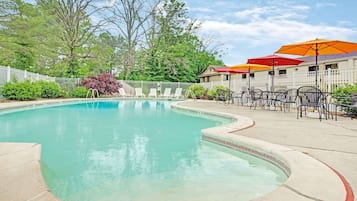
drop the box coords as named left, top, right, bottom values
left=275, top=38, right=357, bottom=88
left=228, top=63, right=271, bottom=90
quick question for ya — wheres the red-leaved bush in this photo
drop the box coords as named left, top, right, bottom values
left=81, top=73, right=122, bottom=95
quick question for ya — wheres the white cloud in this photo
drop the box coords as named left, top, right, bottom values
left=233, top=4, right=309, bottom=22
left=233, top=7, right=268, bottom=21
left=188, top=7, right=214, bottom=13
left=191, top=1, right=357, bottom=64
left=338, top=20, right=355, bottom=27
left=200, top=19, right=356, bottom=46
left=316, top=2, right=336, bottom=8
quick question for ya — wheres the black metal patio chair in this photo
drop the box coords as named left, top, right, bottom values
left=258, top=90, right=271, bottom=109
left=233, top=87, right=248, bottom=106
left=279, top=88, right=298, bottom=112
left=268, top=89, right=288, bottom=111
left=249, top=88, right=263, bottom=109
left=296, top=86, right=327, bottom=121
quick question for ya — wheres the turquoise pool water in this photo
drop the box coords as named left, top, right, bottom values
left=0, top=100, right=287, bottom=201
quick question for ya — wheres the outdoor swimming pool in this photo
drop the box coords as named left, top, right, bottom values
left=0, top=100, right=287, bottom=201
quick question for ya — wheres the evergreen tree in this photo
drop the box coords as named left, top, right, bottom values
left=0, top=0, right=62, bottom=72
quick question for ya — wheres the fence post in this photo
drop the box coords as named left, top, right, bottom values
left=347, top=59, right=354, bottom=85
left=24, top=70, right=28, bottom=80
left=6, top=66, right=11, bottom=82
left=157, top=81, right=161, bottom=95
left=348, top=68, right=354, bottom=85
left=36, top=73, right=40, bottom=81
left=327, top=68, right=331, bottom=93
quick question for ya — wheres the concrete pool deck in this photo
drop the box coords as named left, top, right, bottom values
left=0, top=99, right=356, bottom=201
left=175, top=100, right=357, bottom=201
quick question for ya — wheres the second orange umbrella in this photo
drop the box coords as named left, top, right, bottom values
left=228, top=64, right=271, bottom=90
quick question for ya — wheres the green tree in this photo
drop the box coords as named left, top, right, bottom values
left=134, top=0, right=223, bottom=82
left=0, top=0, right=224, bottom=81
left=0, top=1, right=39, bottom=69
left=11, top=51, right=34, bottom=69
left=90, top=32, right=119, bottom=74
left=0, top=0, right=62, bottom=72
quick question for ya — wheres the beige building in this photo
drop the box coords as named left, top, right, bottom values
left=200, top=52, right=357, bottom=93
left=199, top=65, right=226, bottom=83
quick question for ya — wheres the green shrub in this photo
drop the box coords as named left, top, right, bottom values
left=333, top=83, right=357, bottom=97
left=333, top=83, right=357, bottom=104
left=0, top=80, right=41, bottom=100
left=35, top=80, right=65, bottom=98
left=70, top=86, right=89, bottom=98
left=207, top=85, right=228, bottom=100
left=187, top=84, right=205, bottom=99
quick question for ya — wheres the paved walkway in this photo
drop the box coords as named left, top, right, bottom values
left=178, top=100, right=357, bottom=200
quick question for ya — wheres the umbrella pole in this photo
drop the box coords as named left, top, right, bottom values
left=248, top=69, right=251, bottom=91
left=271, top=58, right=275, bottom=92
left=229, top=74, right=231, bottom=92
left=229, top=74, right=232, bottom=103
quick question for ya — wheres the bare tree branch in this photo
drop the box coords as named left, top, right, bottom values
left=108, top=0, right=158, bottom=78
left=39, top=0, right=109, bottom=76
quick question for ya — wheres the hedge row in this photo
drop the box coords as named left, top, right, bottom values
left=0, top=80, right=88, bottom=100
left=0, top=73, right=122, bottom=101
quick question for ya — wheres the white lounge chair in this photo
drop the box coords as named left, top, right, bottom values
left=160, top=88, right=171, bottom=98
left=172, top=88, right=183, bottom=99
left=148, top=88, right=157, bottom=98
left=118, top=88, right=129, bottom=97
left=135, top=88, right=145, bottom=98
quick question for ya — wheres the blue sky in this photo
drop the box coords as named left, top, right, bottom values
left=183, top=0, right=357, bottom=65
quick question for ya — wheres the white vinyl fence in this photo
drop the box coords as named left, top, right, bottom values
left=0, top=66, right=56, bottom=85
left=0, top=66, right=194, bottom=98
left=201, top=68, right=357, bottom=93
left=2, top=65, right=356, bottom=98
left=0, top=66, right=81, bottom=91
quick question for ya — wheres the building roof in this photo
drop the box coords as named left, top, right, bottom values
left=199, top=65, right=226, bottom=77
left=299, top=50, right=357, bottom=63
